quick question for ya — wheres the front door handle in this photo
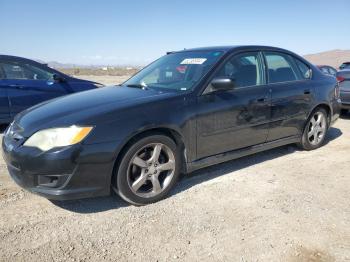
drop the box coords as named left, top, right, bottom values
left=256, top=97, right=268, bottom=103
left=9, top=84, right=24, bottom=89
left=304, top=89, right=311, bottom=95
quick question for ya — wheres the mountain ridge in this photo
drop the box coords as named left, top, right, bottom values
left=303, top=49, right=350, bottom=68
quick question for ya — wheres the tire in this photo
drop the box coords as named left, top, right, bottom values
left=298, top=108, right=328, bottom=151
left=113, top=134, right=181, bottom=205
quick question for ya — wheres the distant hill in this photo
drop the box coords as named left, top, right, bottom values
left=47, top=61, right=97, bottom=69
left=303, top=49, right=350, bottom=69
left=31, top=59, right=89, bottom=69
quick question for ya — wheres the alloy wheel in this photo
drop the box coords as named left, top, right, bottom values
left=127, top=143, right=176, bottom=198
left=307, top=112, right=327, bottom=145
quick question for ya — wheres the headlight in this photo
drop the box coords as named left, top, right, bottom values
left=24, top=125, right=93, bottom=151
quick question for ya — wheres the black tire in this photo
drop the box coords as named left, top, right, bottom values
left=298, top=108, right=328, bottom=151
left=113, top=134, right=181, bottom=205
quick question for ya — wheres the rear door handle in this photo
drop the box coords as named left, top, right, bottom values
left=256, top=97, right=268, bottom=103
left=304, top=89, right=311, bottom=95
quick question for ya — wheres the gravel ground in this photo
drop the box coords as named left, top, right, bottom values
left=75, top=75, right=132, bottom=86
left=0, top=117, right=349, bottom=262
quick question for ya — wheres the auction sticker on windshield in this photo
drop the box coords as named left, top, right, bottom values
left=180, top=58, right=207, bottom=64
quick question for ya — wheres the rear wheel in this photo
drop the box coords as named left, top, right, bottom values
left=114, top=134, right=180, bottom=205
left=298, top=108, right=328, bottom=150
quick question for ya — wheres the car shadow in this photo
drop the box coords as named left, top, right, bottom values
left=0, top=124, right=8, bottom=133
left=51, top=127, right=342, bottom=214
left=340, top=111, right=350, bottom=119
left=50, top=194, right=129, bottom=213
left=172, top=126, right=342, bottom=196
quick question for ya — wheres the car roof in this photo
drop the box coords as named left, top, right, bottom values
left=0, top=54, right=70, bottom=78
left=0, top=54, right=45, bottom=64
left=172, top=45, right=293, bottom=53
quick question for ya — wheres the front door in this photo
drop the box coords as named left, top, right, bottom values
left=0, top=67, right=10, bottom=123
left=196, top=51, right=271, bottom=159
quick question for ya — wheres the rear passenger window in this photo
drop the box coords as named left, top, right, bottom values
left=1, top=63, right=26, bottom=79
left=294, top=58, right=311, bottom=79
left=328, top=67, right=337, bottom=75
left=320, top=67, right=329, bottom=74
left=0, top=62, right=54, bottom=81
left=264, top=52, right=298, bottom=83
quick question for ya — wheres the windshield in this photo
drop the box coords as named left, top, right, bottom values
left=123, top=51, right=224, bottom=91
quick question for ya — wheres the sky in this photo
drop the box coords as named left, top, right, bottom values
left=0, top=0, right=349, bottom=66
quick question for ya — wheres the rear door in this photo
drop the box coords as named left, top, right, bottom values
left=0, top=61, right=70, bottom=117
left=0, top=65, right=10, bottom=123
left=263, top=51, right=315, bottom=141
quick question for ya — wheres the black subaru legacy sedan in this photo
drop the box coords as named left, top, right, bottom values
left=2, top=46, right=341, bottom=205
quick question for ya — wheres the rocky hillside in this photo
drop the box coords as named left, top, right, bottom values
left=303, top=49, right=350, bottom=69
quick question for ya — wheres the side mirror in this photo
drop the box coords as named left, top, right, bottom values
left=210, top=77, right=235, bottom=92
left=53, top=74, right=65, bottom=83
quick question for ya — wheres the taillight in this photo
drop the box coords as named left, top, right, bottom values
left=335, top=84, right=340, bottom=99
left=336, top=76, right=345, bottom=83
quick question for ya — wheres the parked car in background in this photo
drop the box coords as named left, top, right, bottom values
left=2, top=46, right=340, bottom=205
left=0, top=55, right=103, bottom=124
left=336, top=70, right=350, bottom=113
left=339, top=62, right=350, bottom=70
left=317, top=65, right=337, bottom=76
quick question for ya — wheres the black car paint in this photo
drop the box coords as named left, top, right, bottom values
left=2, top=46, right=341, bottom=200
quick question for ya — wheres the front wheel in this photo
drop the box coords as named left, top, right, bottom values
left=298, top=108, right=328, bottom=150
left=114, top=134, right=180, bottom=205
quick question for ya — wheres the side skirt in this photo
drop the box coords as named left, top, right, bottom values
left=186, top=135, right=300, bottom=173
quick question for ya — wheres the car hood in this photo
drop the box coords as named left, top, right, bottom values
left=15, top=86, right=176, bottom=136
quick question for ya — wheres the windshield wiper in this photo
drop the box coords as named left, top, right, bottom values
left=126, top=84, right=148, bottom=90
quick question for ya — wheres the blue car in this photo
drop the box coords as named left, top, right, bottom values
left=0, top=55, right=102, bottom=124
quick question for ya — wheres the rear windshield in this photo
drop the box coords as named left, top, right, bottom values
left=340, top=63, right=350, bottom=69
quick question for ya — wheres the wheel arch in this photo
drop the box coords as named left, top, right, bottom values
left=308, top=103, right=332, bottom=125
left=111, top=126, right=188, bottom=187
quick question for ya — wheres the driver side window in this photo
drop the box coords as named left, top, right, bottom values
left=213, top=52, right=263, bottom=88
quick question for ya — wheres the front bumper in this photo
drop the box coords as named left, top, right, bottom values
left=2, top=134, right=120, bottom=200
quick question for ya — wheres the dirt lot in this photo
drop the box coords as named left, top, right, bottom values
left=0, top=113, right=349, bottom=261
left=72, top=75, right=133, bottom=86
